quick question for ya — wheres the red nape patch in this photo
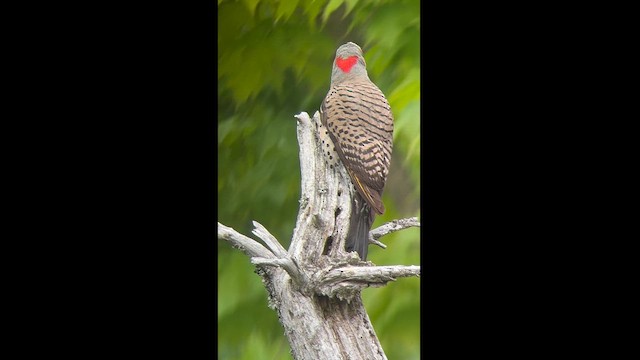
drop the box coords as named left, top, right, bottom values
left=336, top=56, right=358, bottom=73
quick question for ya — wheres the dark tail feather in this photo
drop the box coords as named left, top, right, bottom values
left=346, top=195, right=376, bottom=260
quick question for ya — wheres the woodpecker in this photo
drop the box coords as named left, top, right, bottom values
left=318, top=42, right=394, bottom=260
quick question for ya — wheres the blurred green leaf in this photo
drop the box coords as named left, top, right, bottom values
left=342, top=0, right=360, bottom=18
left=388, top=68, right=420, bottom=114
left=302, top=0, right=328, bottom=30
left=275, top=0, right=300, bottom=22
left=241, top=0, right=261, bottom=16
left=322, top=0, right=345, bottom=25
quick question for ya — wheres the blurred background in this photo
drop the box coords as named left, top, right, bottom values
left=218, top=0, right=420, bottom=358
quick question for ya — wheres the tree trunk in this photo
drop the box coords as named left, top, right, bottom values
left=218, top=111, right=419, bottom=359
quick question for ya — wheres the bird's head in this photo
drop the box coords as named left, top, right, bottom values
left=331, top=42, right=369, bottom=84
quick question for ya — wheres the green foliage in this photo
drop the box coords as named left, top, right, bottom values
left=218, top=0, right=420, bottom=358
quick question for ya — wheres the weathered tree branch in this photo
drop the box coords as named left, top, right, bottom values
left=371, top=216, right=420, bottom=240
left=368, top=216, right=421, bottom=248
left=218, top=111, right=420, bottom=360
left=251, top=220, right=288, bottom=258
left=217, top=222, right=274, bottom=259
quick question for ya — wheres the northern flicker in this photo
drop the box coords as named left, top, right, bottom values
left=318, top=42, right=394, bottom=260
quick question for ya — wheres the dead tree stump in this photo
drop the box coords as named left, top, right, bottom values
left=218, top=111, right=420, bottom=359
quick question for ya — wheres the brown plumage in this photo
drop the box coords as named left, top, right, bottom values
left=319, top=42, right=394, bottom=260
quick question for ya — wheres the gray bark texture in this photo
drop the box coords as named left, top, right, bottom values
left=218, top=111, right=420, bottom=360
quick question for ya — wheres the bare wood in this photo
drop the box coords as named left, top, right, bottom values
left=217, top=223, right=274, bottom=259
left=251, top=220, right=288, bottom=258
left=218, top=111, right=420, bottom=360
left=370, top=217, right=421, bottom=240
left=369, top=238, right=388, bottom=249
left=368, top=216, right=421, bottom=248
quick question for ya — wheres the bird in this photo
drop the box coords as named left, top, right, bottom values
left=318, top=42, right=394, bottom=260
